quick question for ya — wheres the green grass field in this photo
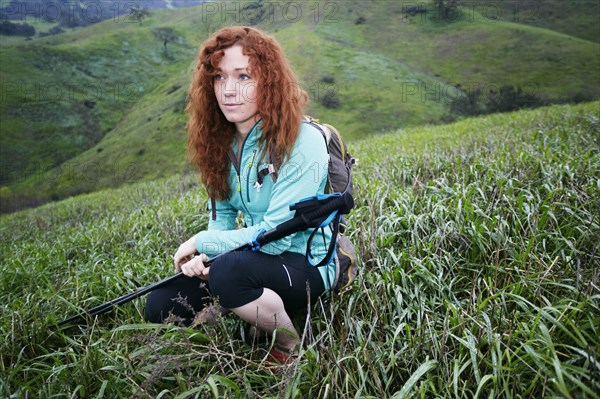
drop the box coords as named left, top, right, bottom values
left=1, top=101, right=598, bottom=398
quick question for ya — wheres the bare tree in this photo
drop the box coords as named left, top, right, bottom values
left=130, top=5, right=151, bottom=26
left=434, top=0, right=459, bottom=20
left=153, top=27, right=178, bottom=58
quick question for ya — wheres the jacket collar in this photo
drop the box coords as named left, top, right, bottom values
left=233, top=119, right=262, bottom=149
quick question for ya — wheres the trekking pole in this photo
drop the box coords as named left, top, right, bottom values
left=55, top=192, right=354, bottom=328
left=56, top=252, right=211, bottom=327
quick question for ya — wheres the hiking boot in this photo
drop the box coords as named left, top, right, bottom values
left=266, top=346, right=293, bottom=364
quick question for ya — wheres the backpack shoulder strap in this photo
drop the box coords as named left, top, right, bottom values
left=322, top=122, right=349, bottom=166
left=303, top=115, right=331, bottom=151
left=210, top=197, right=216, bottom=221
left=257, top=116, right=327, bottom=187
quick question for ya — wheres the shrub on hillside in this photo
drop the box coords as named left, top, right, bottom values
left=485, top=85, right=546, bottom=113
left=320, top=89, right=341, bottom=109
left=450, top=85, right=546, bottom=117
left=320, top=74, right=335, bottom=84
left=0, top=20, right=35, bottom=36
left=38, top=26, right=65, bottom=37
left=449, top=89, right=486, bottom=117
left=403, top=5, right=428, bottom=17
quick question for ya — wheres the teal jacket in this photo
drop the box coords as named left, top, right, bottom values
left=195, top=120, right=336, bottom=290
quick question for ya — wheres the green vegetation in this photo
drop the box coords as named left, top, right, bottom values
left=1, top=101, right=598, bottom=397
left=1, top=0, right=599, bottom=211
left=491, top=0, right=600, bottom=43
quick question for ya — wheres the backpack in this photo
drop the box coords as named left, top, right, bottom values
left=302, top=115, right=354, bottom=199
left=299, top=116, right=358, bottom=293
left=217, top=116, right=360, bottom=292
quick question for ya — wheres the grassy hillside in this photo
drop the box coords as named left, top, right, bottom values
left=1, top=101, right=598, bottom=397
left=334, top=1, right=599, bottom=99
left=0, top=10, right=199, bottom=186
left=1, top=0, right=599, bottom=212
left=490, top=0, right=600, bottom=43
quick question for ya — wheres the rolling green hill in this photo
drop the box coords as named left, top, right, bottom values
left=1, top=0, right=599, bottom=212
left=489, top=0, right=600, bottom=43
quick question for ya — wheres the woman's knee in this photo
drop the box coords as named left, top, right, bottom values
left=144, top=289, right=170, bottom=323
left=208, top=258, right=235, bottom=297
left=209, top=256, right=263, bottom=308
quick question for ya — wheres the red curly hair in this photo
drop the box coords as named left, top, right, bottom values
left=186, top=26, right=309, bottom=200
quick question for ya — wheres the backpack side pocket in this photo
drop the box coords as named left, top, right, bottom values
left=334, top=234, right=358, bottom=293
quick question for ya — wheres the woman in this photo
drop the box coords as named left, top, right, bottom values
left=144, top=26, right=335, bottom=362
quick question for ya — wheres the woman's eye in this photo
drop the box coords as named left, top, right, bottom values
left=214, top=74, right=224, bottom=81
left=239, top=74, right=250, bottom=81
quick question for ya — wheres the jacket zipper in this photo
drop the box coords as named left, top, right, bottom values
left=247, top=150, right=257, bottom=202
left=233, top=123, right=260, bottom=226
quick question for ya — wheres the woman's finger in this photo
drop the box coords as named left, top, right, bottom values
left=173, top=236, right=199, bottom=270
left=181, top=255, right=205, bottom=277
left=174, top=254, right=190, bottom=271
left=199, top=266, right=210, bottom=281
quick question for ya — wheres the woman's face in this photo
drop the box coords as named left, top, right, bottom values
left=214, top=45, right=260, bottom=135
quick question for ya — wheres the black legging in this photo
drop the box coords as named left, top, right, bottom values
left=145, top=251, right=325, bottom=324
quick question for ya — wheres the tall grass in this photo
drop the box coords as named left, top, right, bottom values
left=1, top=102, right=598, bottom=397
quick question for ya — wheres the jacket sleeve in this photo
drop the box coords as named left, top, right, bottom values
left=196, top=198, right=238, bottom=256
left=208, top=198, right=237, bottom=231
left=194, top=127, right=328, bottom=257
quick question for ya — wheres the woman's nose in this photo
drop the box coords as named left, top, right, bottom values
left=223, top=78, right=238, bottom=95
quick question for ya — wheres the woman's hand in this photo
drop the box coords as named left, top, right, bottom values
left=179, top=253, right=210, bottom=280
left=174, top=236, right=210, bottom=280
left=173, top=236, right=197, bottom=268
